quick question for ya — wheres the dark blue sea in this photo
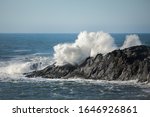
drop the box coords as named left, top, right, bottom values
left=0, top=33, right=150, bottom=100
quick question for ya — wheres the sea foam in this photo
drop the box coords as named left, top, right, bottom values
left=0, top=56, right=53, bottom=78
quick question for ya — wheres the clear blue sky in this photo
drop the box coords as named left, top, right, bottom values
left=0, top=0, right=150, bottom=33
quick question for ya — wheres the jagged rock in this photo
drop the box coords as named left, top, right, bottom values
left=26, top=45, right=150, bottom=83
left=26, top=63, right=77, bottom=78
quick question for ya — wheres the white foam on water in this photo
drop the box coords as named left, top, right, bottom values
left=18, top=77, right=150, bottom=87
left=0, top=55, right=54, bottom=80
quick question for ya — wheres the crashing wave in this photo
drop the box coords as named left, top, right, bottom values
left=54, top=31, right=142, bottom=65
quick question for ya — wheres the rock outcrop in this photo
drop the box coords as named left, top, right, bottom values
left=26, top=45, right=150, bottom=83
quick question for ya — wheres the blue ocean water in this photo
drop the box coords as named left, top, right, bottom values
left=0, top=33, right=150, bottom=100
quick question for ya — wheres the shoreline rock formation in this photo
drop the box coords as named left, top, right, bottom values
left=26, top=45, right=150, bottom=83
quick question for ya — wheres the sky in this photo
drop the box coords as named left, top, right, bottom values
left=0, top=0, right=150, bottom=33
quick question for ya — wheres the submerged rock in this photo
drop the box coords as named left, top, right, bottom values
left=26, top=45, right=150, bottom=83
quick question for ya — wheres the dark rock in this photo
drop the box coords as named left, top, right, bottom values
left=25, top=45, right=150, bottom=83
left=25, top=63, right=77, bottom=78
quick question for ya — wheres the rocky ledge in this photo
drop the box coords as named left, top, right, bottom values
left=26, top=45, right=150, bottom=83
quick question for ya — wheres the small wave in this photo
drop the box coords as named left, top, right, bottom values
left=12, top=77, right=150, bottom=87
left=13, top=49, right=31, bottom=52
left=32, top=53, right=51, bottom=56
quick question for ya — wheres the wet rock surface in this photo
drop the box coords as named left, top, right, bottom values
left=26, top=45, right=150, bottom=83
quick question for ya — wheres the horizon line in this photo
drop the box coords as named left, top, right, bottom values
left=0, top=32, right=150, bottom=34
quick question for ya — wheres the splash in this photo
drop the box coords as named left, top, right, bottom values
left=54, top=31, right=142, bottom=66
left=0, top=56, right=53, bottom=78
left=121, top=34, right=142, bottom=49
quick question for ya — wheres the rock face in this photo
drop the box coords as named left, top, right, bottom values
left=26, top=45, right=150, bottom=83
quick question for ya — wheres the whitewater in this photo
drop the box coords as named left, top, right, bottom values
left=54, top=31, right=141, bottom=65
left=0, top=32, right=150, bottom=99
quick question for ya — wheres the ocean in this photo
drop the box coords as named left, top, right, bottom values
left=0, top=33, right=150, bottom=100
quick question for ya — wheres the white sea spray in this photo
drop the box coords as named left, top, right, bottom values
left=54, top=31, right=142, bottom=65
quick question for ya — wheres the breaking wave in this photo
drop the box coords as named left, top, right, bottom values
left=54, top=31, right=142, bottom=66
left=0, top=55, right=54, bottom=79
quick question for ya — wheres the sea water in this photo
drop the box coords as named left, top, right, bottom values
left=0, top=33, right=150, bottom=99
